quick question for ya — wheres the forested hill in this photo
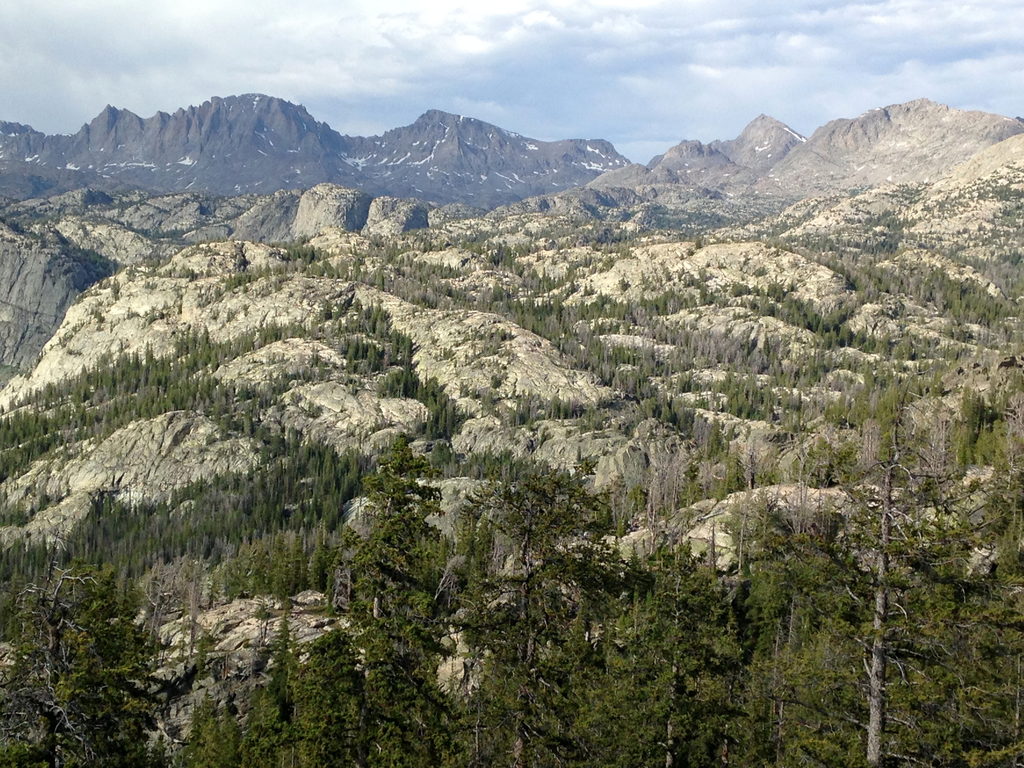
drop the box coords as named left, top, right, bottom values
left=2, top=120, right=1024, bottom=766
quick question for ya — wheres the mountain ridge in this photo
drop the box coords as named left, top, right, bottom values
left=587, top=98, right=1024, bottom=203
left=0, top=95, right=629, bottom=207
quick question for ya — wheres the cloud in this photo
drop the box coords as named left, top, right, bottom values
left=1, top=0, right=1021, bottom=163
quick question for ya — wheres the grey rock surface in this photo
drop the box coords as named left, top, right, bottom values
left=0, top=220, right=114, bottom=369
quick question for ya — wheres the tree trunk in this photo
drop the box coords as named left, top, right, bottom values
left=867, top=464, right=893, bottom=768
left=665, top=716, right=674, bottom=768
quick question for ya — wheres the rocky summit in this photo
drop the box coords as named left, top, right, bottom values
left=587, top=98, right=1024, bottom=213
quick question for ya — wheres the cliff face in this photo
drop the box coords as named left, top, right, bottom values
left=0, top=221, right=114, bottom=373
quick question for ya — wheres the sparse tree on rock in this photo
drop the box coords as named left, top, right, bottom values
left=0, top=563, right=156, bottom=768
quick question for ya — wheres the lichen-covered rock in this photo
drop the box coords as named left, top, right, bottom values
left=1, top=242, right=355, bottom=408
left=360, top=288, right=613, bottom=415
left=53, top=216, right=174, bottom=265
left=573, top=241, right=850, bottom=313
left=0, top=411, right=260, bottom=543
left=281, top=383, right=428, bottom=451
left=154, top=593, right=341, bottom=745
left=292, top=184, right=372, bottom=239
left=0, top=221, right=114, bottom=369
left=213, top=338, right=349, bottom=387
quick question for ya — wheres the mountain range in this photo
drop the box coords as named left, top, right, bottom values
left=589, top=98, right=1024, bottom=199
left=0, top=95, right=628, bottom=207
left=3, top=96, right=1023, bottom=210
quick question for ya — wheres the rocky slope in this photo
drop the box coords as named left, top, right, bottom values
left=740, top=130, right=1024, bottom=268
left=0, top=182, right=448, bottom=370
left=0, top=219, right=115, bottom=375
left=4, top=173, right=1019, bottom=547
left=0, top=96, right=629, bottom=207
left=759, top=98, right=1024, bottom=197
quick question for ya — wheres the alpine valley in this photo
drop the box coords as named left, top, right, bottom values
left=2, top=95, right=1024, bottom=768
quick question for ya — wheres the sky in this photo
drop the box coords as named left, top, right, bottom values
left=2, top=0, right=1022, bottom=163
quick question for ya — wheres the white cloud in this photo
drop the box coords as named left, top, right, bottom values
left=0, top=0, right=1021, bottom=163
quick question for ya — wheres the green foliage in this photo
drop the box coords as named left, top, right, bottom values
left=182, top=698, right=241, bottom=768
left=291, top=631, right=362, bottom=768
left=0, top=564, right=156, bottom=768
left=455, top=466, right=626, bottom=766
left=347, top=437, right=453, bottom=767
left=577, top=550, right=742, bottom=767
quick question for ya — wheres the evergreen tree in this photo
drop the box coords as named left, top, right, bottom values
left=578, top=549, right=742, bottom=768
left=0, top=563, right=156, bottom=768
left=348, top=437, right=452, bottom=767
left=239, top=688, right=290, bottom=768
left=182, top=697, right=241, bottom=768
left=457, top=466, right=625, bottom=768
left=291, top=631, right=363, bottom=768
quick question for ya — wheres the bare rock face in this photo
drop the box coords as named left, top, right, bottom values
left=292, top=184, right=373, bottom=240
left=0, top=411, right=260, bottom=544
left=616, top=484, right=848, bottom=567
left=49, top=411, right=257, bottom=503
left=451, top=415, right=536, bottom=459
left=0, top=241, right=355, bottom=408
left=600, top=114, right=805, bottom=198
left=360, top=288, right=614, bottom=415
left=362, top=196, right=430, bottom=237
left=281, top=383, right=429, bottom=452
left=154, top=593, right=340, bottom=745
left=212, top=338, right=348, bottom=387
left=53, top=216, right=176, bottom=265
left=905, top=133, right=1024, bottom=260
left=214, top=336, right=433, bottom=452
left=0, top=96, right=360, bottom=198
left=572, top=241, right=851, bottom=313
left=228, top=191, right=303, bottom=243
left=846, top=296, right=965, bottom=351
left=101, top=193, right=251, bottom=238
left=0, top=220, right=114, bottom=370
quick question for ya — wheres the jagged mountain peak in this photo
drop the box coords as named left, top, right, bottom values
left=711, top=115, right=805, bottom=173
left=0, top=121, right=39, bottom=137
left=0, top=96, right=626, bottom=206
left=383, top=109, right=511, bottom=144
left=413, top=108, right=469, bottom=125
left=745, top=113, right=799, bottom=131
left=644, top=140, right=729, bottom=176
left=736, top=114, right=805, bottom=144
left=339, top=108, right=628, bottom=206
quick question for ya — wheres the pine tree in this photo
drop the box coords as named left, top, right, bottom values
left=457, top=465, right=625, bottom=768
left=182, top=697, right=241, bottom=768
left=0, top=563, right=156, bottom=768
left=579, top=549, right=742, bottom=768
left=348, top=437, right=452, bottom=767
left=291, top=631, right=362, bottom=768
